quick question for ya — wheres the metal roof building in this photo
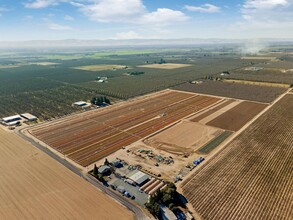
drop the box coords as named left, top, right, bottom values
left=127, top=170, right=150, bottom=186
left=98, top=165, right=111, bottom=174
left=21, top=113, right=38, bottom=121
left=2, top=115, right=21, bottom=123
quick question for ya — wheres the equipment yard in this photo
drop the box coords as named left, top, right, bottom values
left=28, top=90, right=220, bottom=167
left=0, top=128, right=133, bottom=220
left=181, top=94, right=293, bottom=220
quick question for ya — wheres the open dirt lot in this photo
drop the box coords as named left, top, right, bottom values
left=191, top=99, right=235, bottom=122
left=30, top=62, right=60, bottom=66
left=241, top=56, right=276, bottom=60
left=73, top=64, right=127, bottom=71
left=138, top=63, right=191, bottom=69
left=29, top=90, right=220, bottom=167
left=0, top=129, right=133, bottom=220
left=206, top=101, right=267, bottom=131
left=172, top=81, right=287, bottom=103
left=181, top=94, right=293, bottom=220
left=146, top=121, right=223, bottom=155
left=0, top=65, right=20, bottom=69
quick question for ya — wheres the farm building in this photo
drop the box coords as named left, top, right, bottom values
left=21, top=113, right=38, bottom=121
left=73, top=101, right=91, bottom=108
left=2, top=115, right=21, bottom=123
left=160, top=205, right=177, bottom=220
left=110, top=159, right=123, bottom=168
left=127, top=170, right=150, bottom=186
left=98, top=165, right=111, bottom=175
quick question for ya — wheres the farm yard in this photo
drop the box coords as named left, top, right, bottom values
left=0, top=128, right=133, bottom=220
left=173, top=80, right=286, bottom=103
left=29, top=90, right=220, bottom=167
left=181, top=94, right=293, bottom=220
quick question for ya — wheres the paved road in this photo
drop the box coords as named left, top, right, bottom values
left=16, top=128, right=151, bottom=220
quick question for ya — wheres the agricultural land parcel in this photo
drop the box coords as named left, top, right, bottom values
left=0, top=128, right=133, bottom=220
left=146, top=121, right=222, bottom=155
left=137, top=63, right=191, bottom=69
left=29, top=90, right=220, bottom=167
left=173, top=81, right=286, bottom=103
left=182, top=94, right=293, bottom=220
left=0, top=49, right=267, bottom=119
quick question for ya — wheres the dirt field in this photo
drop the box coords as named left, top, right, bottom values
left=146, top=121, right=222, bottom=155
left=138, top=63, right=191, bottom=69
left=0, top=129, right=133, bottom=220
left=172, top=81, right=287, bottom=103
left=73, top=64, right=127, bottom=71
left=0, top=65, right=20, bottom=69
left=30, top=62, right=60, bottom=66
left=206, top=101, right=267, bottom=131
left=241, top=56, right=276, bottom=60
left=182, top=94, right=293, bottom=220
left=29, top=90, right=220, bottom=167
left=191, top=99, right=235, bottom=122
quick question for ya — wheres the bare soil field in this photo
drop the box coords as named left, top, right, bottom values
left=191, top=99, right=235, bottom=122
left=73, top=64, right=127, bottom=71
left=146, top=121, right=222, bottom=155
left=0, top=129, right=133, bottom=220
left=206, top=101, right=268, bottom=131
left=182, top=94, right=293, bottom=220
left=138, top=63, right=191, bottom=69
left=29, top=90, right=220, bottom=167
left=172, top=81, right=286, bottom=103
left=0, top=65, right=20, bottom=69
left=30, top=62, right=60, bottom=66
left=241, top=56, right=276, bottom=60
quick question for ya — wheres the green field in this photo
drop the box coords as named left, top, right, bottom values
left=197, top=131, right=232, bottom=154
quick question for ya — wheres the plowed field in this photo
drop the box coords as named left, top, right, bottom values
left=206, top=101, right=267, bottom=131
left=0, top=129, right=133, bottom=220
left=30, top=90, right=220, bottom=166
left=182, top=94, right=293, bottom=220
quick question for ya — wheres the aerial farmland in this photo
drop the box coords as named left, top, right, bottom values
left=181, top=94, right=293, bottom=220
left=0, top=128, right=133, bottom=220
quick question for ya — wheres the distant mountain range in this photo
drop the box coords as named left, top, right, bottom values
left=0, top=38, right=292, bottom=49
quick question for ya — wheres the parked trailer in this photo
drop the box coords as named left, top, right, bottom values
left=149, top=182, right=165, bottom=195
left=145, top=179, right=161, bottom=193
left=140, top=178, right=156, bottom=191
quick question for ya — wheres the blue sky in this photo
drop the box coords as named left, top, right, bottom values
left=0, top=0, right=292, bottom=41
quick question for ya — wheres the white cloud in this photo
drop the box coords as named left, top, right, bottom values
left=24, top=0, right=68, bottom=9
left=142, top=8, right=188, bottom=25
left=64, top=15, right=74, bottom=20
left=114, top=31, right=141, bottom=39
left=231, top=0, right=293, bottom=38
left=79, top=0, right=146, bottom=23
left=74, top=0, right=188, bottom=25
left=48, top=23, right=73, bottom=30
left=184, top=4, right=221, bottom=13
left=243, top=0, right=289, bottom=9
